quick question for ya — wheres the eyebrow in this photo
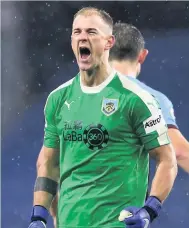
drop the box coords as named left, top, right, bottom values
left=73, top=28, right=98, bottom=31
left=87, top=28, right=98, bottom=31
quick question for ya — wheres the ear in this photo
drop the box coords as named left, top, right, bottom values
left=138, top=49, right=149, bottom=64
left=105, top=35, right=115, bottom=51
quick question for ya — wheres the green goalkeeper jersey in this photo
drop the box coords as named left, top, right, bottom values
left=44, top=71, right=169, bottom=228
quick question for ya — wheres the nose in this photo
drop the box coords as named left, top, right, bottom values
left=78, top=31, right=88, bottom=42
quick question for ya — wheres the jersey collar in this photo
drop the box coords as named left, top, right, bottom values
left=80, top=70, right=116, bottom=94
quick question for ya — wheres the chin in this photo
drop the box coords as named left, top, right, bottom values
left=78, top=63, right=92, bottom=72
left=79, top=66, right=89, bottom=71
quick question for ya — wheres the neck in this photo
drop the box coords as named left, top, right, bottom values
left=111, top=60, right=138, bottom=78
left=80, top=62, right=113, bottom=87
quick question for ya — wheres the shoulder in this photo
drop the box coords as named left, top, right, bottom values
left=154, top=90, right=173, bottom=107
left=44, top=77, right=76, bottom=110
left=49, top=77, right=75, bottom=98
left=117, top=72, right=156, bottom=106
left=133, top=79, right=173, bottom=108
left=144, top=85, right=174, bottom=109
left=152, top=91, right=177, bottom=126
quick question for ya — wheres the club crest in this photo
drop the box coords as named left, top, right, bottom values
left=101, top=98, right=119, bottom=116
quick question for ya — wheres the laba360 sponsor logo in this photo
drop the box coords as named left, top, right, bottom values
left=63, top=121, right=109, bottom=151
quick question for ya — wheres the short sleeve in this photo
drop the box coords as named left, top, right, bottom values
left=129, top=92, right=170, bottom=151
left=43, top=93, right=60, bottom=149
left=156, top=93, right=178, bottom=129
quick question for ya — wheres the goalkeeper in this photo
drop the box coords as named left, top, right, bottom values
left=28, top=7, right=177, bottom=228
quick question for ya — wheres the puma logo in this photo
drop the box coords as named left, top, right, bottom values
left=64, top=100, right=74, bottom=110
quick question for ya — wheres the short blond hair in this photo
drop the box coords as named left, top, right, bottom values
left=73, top=7, right=113, bottom=30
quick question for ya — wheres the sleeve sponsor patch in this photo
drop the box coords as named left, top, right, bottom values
left=143, top=111, right=166, bottom=134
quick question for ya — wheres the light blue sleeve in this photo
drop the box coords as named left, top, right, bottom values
left=156, top=93, right=178, bottom=129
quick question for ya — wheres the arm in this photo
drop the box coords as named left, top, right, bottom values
left=157, top=94, right=189, bottom=173
left=29, top=93, right=60, bottom=227
left=149, top=144, right=177, bottom=202
left=34, top=146, right=59, bottom=209
left=119, top=91, right=177, bottom=226
left=130, top=92, right=177, bottom=202
left=168, top=128, right=189, bottom=173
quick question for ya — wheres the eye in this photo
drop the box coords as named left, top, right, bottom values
left=73, top=30, right=80, bottom=35
left=88, top=30, right=97, bottom=35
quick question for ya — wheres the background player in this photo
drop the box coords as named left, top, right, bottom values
left=110, top=22, right=189, bottom=173
left=28, top=7, right=177, bottom=228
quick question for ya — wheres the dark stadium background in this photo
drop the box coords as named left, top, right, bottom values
left=1, top=1, right=189, bottom=228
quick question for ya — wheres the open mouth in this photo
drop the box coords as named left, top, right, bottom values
left=79, top=47, right=91, bottom=60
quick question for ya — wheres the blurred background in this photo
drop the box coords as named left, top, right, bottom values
left=1, top=1, right=189, bottom=228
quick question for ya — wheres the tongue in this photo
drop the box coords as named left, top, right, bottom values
left=81, top=54, right=90, bottom=59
